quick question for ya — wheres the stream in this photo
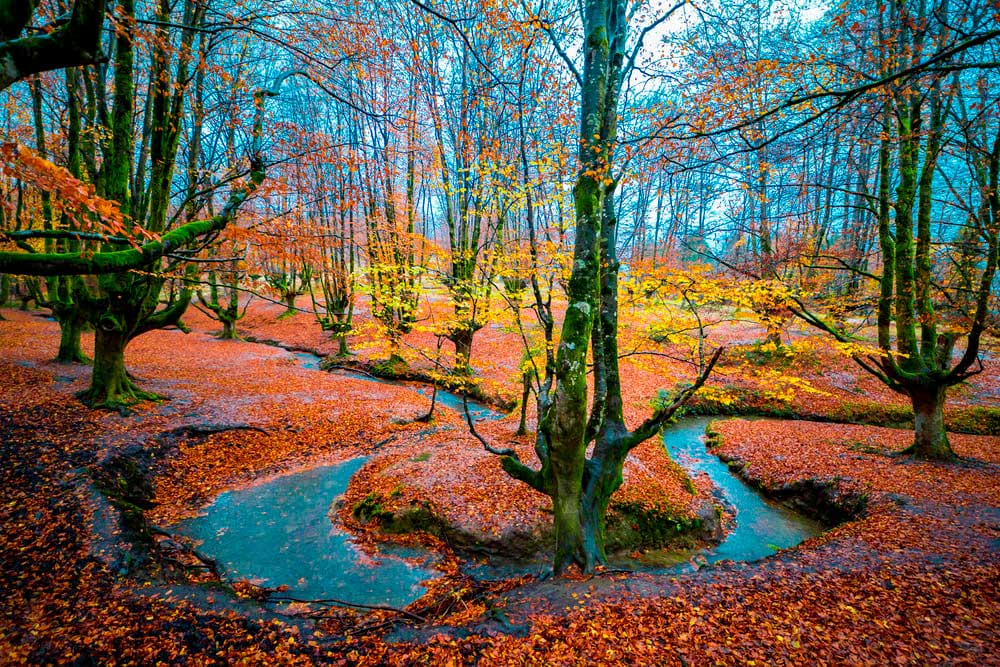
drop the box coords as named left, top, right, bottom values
left=173, top=348, right=822, bottom=607
left=658, top=416, right=823, bottom=566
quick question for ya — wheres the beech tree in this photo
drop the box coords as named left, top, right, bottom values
left=457, top=0, right=724, bottom=574
left=657, top=0, right=998, bottom=460
left=783, top=0, right=1000, bottom=460
left=0, top=2, right=287, bottom=408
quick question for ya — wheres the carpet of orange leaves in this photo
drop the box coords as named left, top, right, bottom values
left=2, top=303, right=999, bottom=665
left=220, top=295, right=999, bottom=430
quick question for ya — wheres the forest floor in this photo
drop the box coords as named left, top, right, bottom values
left=1, top=300, right=998, bottom=665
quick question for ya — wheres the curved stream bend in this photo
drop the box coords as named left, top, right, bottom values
left=174, top=350, right=822, bottom=606
left=659, top=416, right=822, bottom=567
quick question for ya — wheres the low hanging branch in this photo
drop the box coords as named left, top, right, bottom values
left=623, top=345, right=725, bottom=449
left=463, top=394, right=520, bottom=460
left=0, top=70, right=303, bottom=277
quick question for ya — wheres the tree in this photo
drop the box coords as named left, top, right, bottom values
left=194, top=232, right=251, bottom=340
left=413, top=4, right=511, bottom=374
left=0, top=2, right=287, bottom=408
left=457, top=0, right=723, bottom=573
left=657, top=0, right=998, bottom=460
left=789, top=0, right=1000, bottom=460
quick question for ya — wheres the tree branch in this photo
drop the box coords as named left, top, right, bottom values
left=0, top=70, right=297, bottom=276
left=624, top=346, right=724, bottom=450
left=0, top=0, right=108, bottom=92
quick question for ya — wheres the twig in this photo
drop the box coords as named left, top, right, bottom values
left=266, top=595, right=427, bottom=623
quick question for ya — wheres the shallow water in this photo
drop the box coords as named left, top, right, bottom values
left=659, top=416, right=823, bottom=565
left=173, top=458, right=436, bottom=607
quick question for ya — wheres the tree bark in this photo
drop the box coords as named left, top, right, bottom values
left=906, top=385, right=954, bottom=460
left=551, top=452, right=585, bottom=574
left=579, top=450, right=627, bottom=569
left=449, top=326, right=475, bottom=375
left=79, top=327, right=146, bottom=408
left=280, top=291, right=297, bottom=318
left=55, top=311, right=90, bottom=363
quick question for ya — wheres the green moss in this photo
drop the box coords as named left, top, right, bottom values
left=831, top=401, right=912, bottom=427
left=946, top=407, right=1000, bottom=436
left=352, top=491, right=442, bottom=536
left=742, top=342, right=795, bottom=367
left=371, top=355, right=409, bottom=379
left=846, top=440, right=887, bottom=455
left=410, top=452, right=432, bottom=463
left=352, top=492, right=389, bottom=523
left=380, top=504, right=441, bottom=535
left=690, top=390, right=1000, bottom=437
left=605, top=501, right=700, bottom=552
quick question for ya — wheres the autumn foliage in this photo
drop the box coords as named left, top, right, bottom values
left=2, top=299, right=999, bottom=664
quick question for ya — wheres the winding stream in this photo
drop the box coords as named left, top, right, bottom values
left=173, top=348, right=822, bottom=606
left=660, top=416, right=823, bottom=565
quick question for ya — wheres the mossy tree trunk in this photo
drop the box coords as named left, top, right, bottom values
left=448, top=324, right=477, bottom=375
left=495, top=0, right=722, bottom=574
left=0, top=5, right=279, bottom=394
left=282, top=289, right=297, bottom=317
left=866, top=13, right=995, bottom=460
left=907, top=385, right=951, bottom=460
left=53, top=301, right=90, bottom=363
left=80, top=327, right=135, bottom=407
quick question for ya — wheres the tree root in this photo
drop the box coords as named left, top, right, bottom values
left=77, top=386, right=166, bottom=415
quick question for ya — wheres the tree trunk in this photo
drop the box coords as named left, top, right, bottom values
left=19, top=286, right=33, bottom=310
left=55, top=313, right=90, bottom=363
left=280, top=291, right=297, bottom=318
left=221, top=317, right=237, bottom=340
left=79, top=328, right=158, bottom=409
left=551, top=458, right=585, bottom=575
left=765, top=328, right=783, bottom=348
left=907, top=385, right=954, bottom=460
left=516, top=370, right=531, bottom=436
left=337, top=333, right=349, bottom=358
left=80, top=328, right=130, bottom=406
left=450, top=327, right=474, bottom=375
left=578, top=502, right=608, bottom=571
left=579, top=453, right=625, bottom=570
